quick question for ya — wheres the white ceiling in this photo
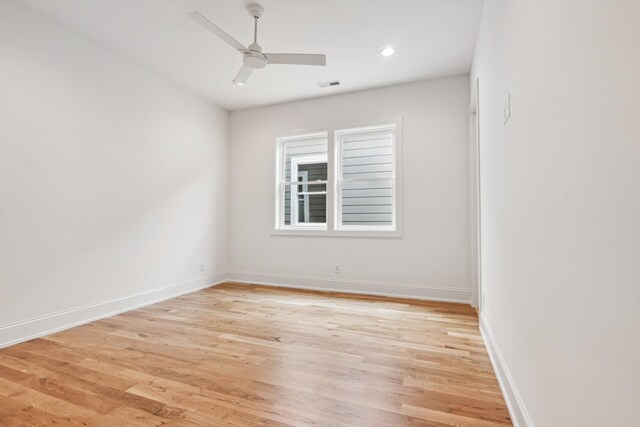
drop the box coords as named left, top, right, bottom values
left=15, top=0, right=484, bottom=110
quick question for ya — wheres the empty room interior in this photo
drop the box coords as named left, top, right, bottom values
left=1, top=0, right=639, bottom=426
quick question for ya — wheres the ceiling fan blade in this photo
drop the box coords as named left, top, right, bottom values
left=264, top=53, right=326, bottom=66
left=188, top=11, right=247, bottom=52
left=233, top=64, right=253, bottom=85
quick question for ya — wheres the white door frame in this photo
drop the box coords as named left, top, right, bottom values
left=469, top=78, right=483, bottom=311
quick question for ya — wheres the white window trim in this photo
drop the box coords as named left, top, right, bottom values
left=272, top=118, right=403, bottom=238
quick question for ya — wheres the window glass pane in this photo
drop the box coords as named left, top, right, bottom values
left=283, top=136, right=327, bottom=183
left=284, top=184, right=292, bottom=225
left=340, top=179, right=393, bottom=226
left=294, top=182, right=326, bottom=193
left=281, top=135, right=328, bottom=227
left=285, top=183, right=326, bottom=225
left=337, top=125, right=395, bottom=229
left=297, top=162, right=327, bottom=182
left=341, top=130, right=393, bottom=180
left=297, top=193, right=327, bottom=224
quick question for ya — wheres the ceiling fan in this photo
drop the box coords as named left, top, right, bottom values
left=188, top=4, right=326, bottom=85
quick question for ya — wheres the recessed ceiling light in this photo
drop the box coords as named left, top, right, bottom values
left=380, top=46, right=395, bottom=57
left=235, top=82, right=244, bottom=86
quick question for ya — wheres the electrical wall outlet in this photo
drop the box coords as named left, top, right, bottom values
left=334, top=264, right=340, bottom=273
left=199, top=262, right=205, bottom=272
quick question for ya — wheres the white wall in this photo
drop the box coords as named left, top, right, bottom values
left=471, top=1, right=640, bottom=425
left=228, top=76, right=471, bottom=302
left=0, top=0, right=228, bottom=346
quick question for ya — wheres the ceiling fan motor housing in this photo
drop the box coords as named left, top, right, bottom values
left=244, top=51, right=267, bottom=69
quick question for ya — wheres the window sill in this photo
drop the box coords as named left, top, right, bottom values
left=271, top=228, right=403, bottom=238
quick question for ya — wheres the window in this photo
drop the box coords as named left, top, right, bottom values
left=336, top=125, right=396, bottom=231
left=275, top=121, right=400, bottom=236
left=277, top=132, right=328, bottom=230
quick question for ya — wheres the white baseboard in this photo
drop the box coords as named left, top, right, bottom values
left=0, top=273, right=228, bottom=349
left=227, top=271, right=471, bottom=304
left=0, top=271, right=468, bottom=349
left=479, top=314, right=534, bottom=427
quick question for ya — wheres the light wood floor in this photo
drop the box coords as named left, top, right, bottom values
left=0, top=283, right=511, bottom=426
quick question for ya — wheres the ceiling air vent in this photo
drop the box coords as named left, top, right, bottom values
left=317, top=80, right=341, bottom=88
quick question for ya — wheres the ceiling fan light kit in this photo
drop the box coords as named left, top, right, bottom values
left=380, top=46, right=395, bottom=56
left=188, top=3, right=326, bottom=85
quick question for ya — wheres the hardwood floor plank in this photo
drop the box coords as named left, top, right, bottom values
left=0, top=283, right=511, bottom=425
